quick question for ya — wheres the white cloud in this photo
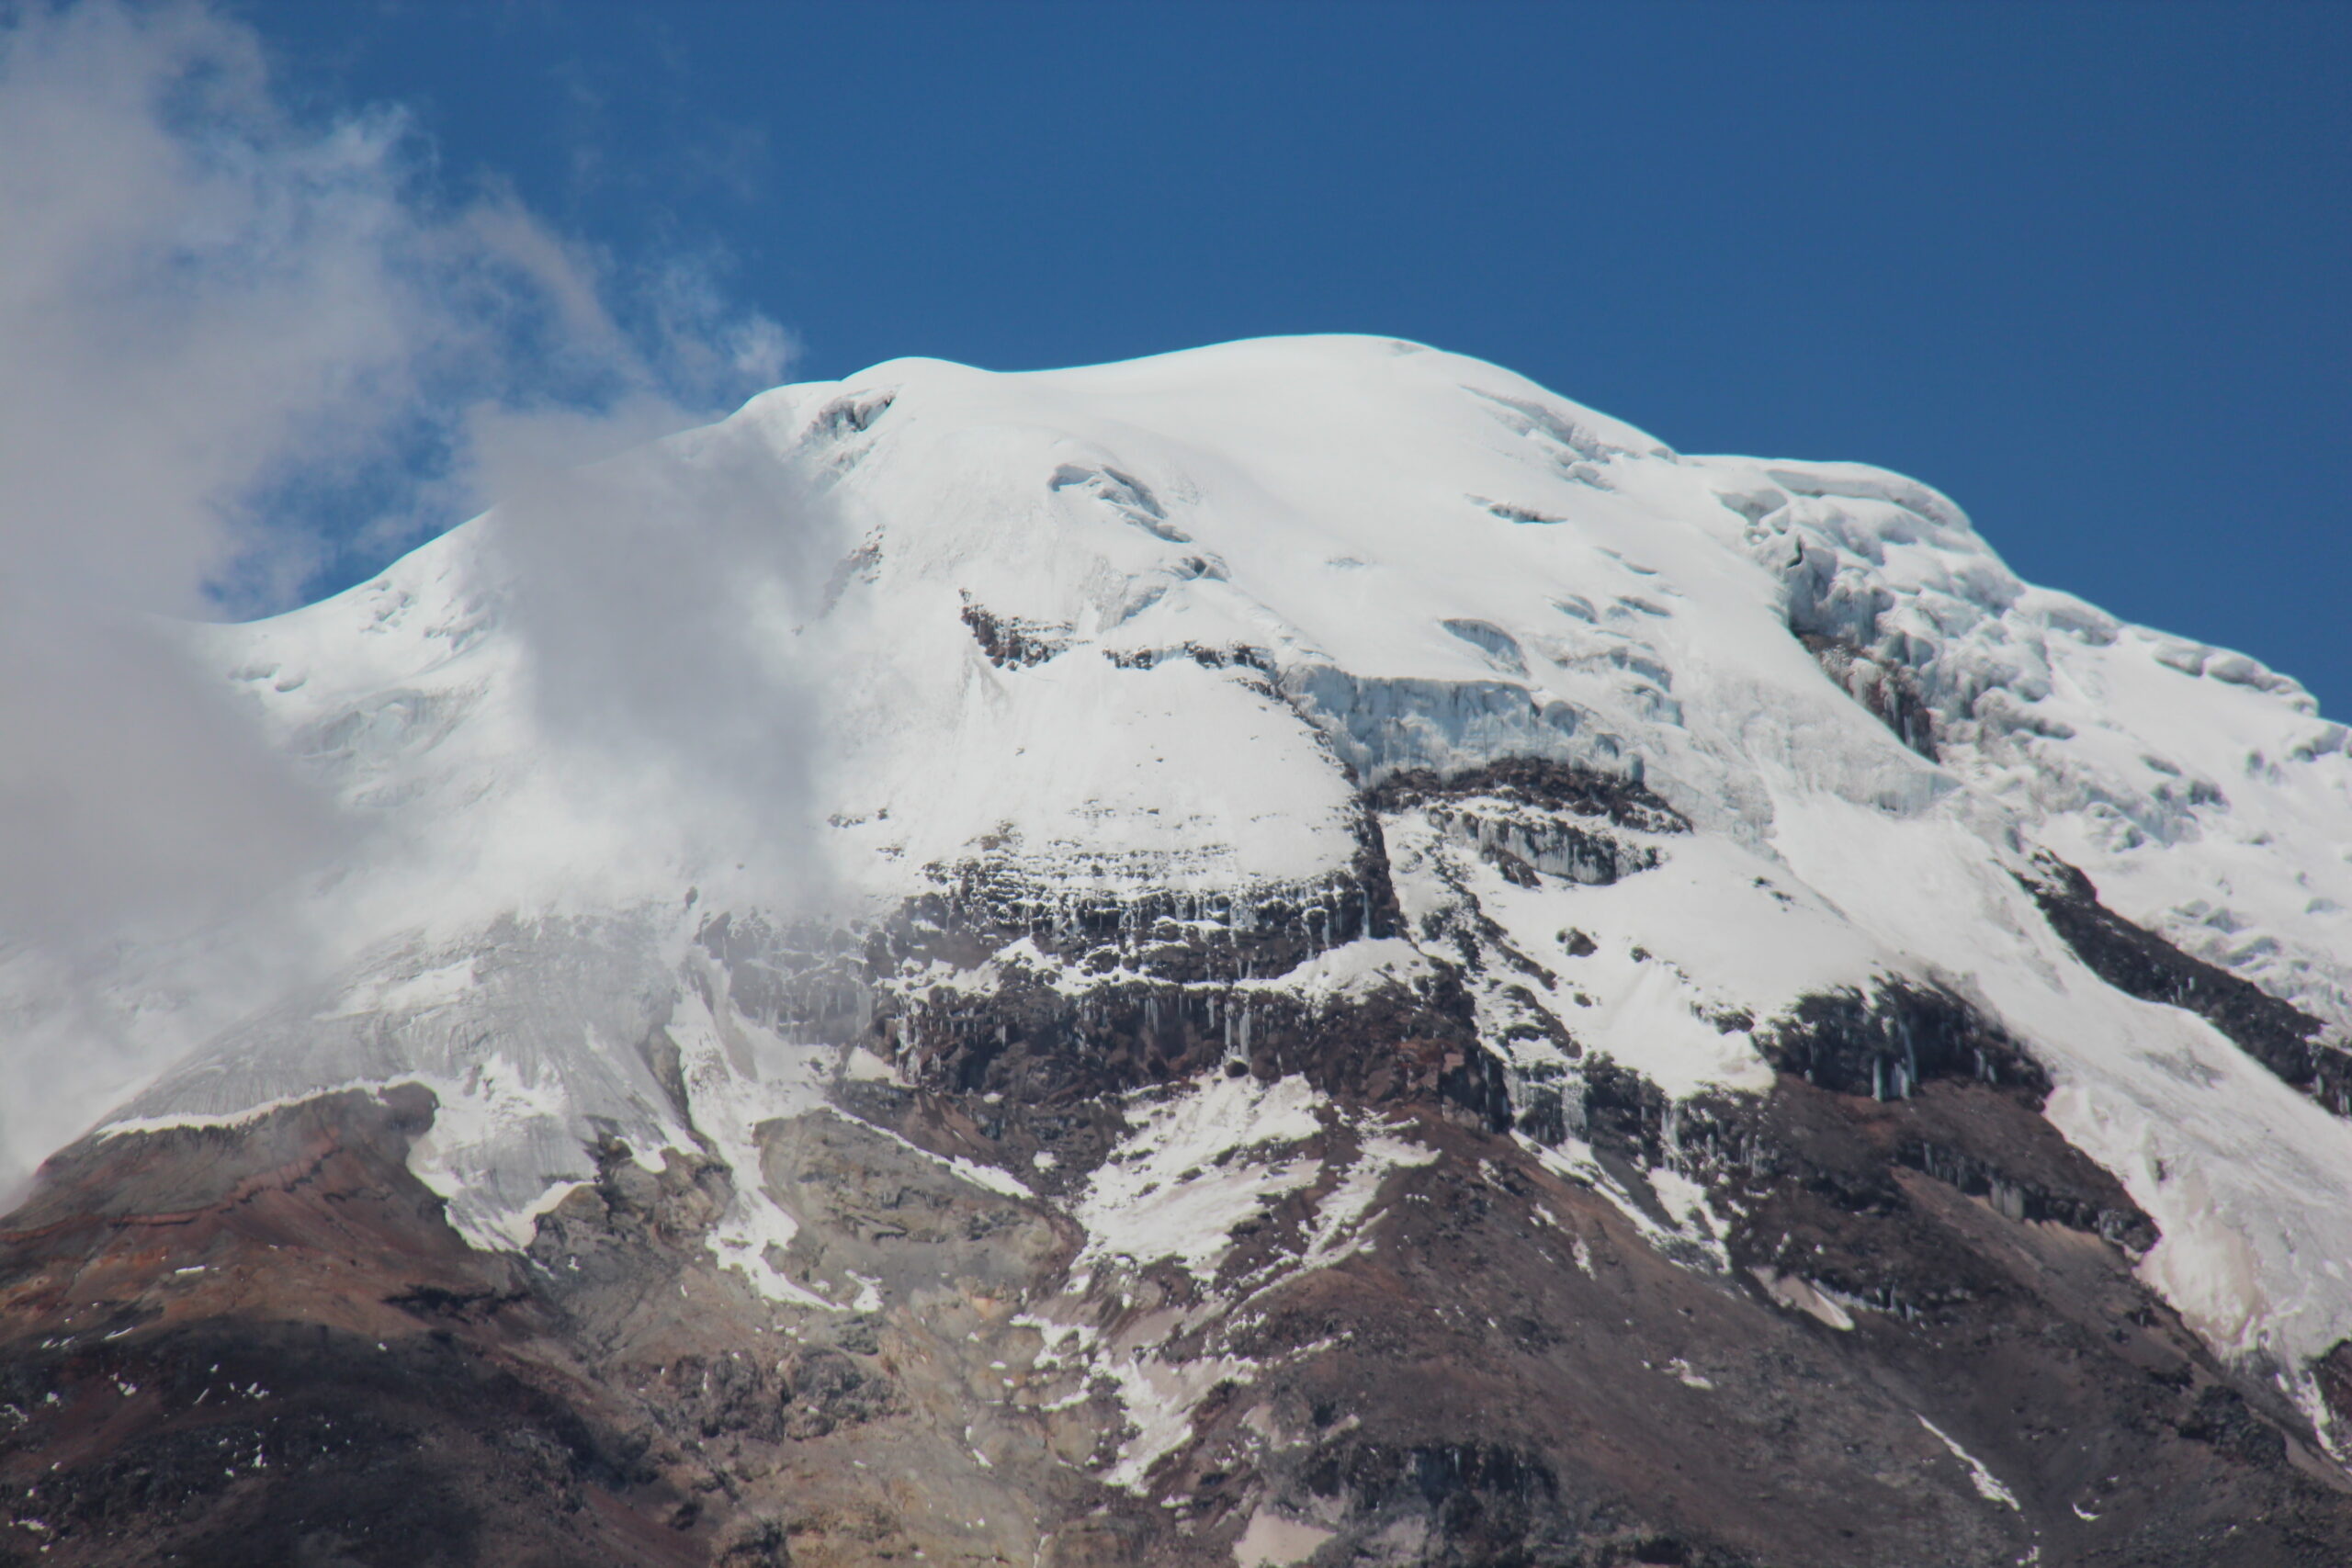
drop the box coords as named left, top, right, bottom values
left=462, top=392, right=844, bottom=908
left=0, top=0, right=810, bottom=1197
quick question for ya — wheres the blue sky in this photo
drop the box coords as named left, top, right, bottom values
left=225, top=1, right=2351, bottom=716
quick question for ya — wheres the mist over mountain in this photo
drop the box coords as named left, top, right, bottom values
left=6, top=337, right=2352, bottom=1565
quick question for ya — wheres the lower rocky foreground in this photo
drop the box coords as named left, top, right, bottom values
left=8, top=1014, right=2352, bottom=1566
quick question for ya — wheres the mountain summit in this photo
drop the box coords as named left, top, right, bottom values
left=6, top=336, right=2352, bottom=1565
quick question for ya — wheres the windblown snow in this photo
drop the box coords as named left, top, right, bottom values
left=8, top=334, right=2352, bottom=1435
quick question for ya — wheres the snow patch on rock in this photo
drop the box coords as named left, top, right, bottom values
left=1076, top=1073, right=1324, bottom=1283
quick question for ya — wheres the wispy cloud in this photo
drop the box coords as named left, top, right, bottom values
left=0, top=0, right=808, bottom=1195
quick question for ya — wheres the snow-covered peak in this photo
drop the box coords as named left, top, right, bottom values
left=14, top=333, right=2352, bottom=1408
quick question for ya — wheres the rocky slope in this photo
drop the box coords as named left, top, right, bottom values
left=6, top=336, right=2352, bottom=1564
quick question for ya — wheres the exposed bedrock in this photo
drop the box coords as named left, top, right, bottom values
left=958, top=593, right=1071, bottom=670
left=2021, top=852, right=2351, bottom=1114
left=1363, top=759, right=1690, bottom=837
left=884, top=965, right=1510, bottom=1134
left=1751, top=977, right=2050, bottom=1106
left=0, top=1091, right=729, bottom=1567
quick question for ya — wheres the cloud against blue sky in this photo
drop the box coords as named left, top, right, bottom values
left=0, top=0, right=803, bottom=1186
left=0, top=0, right=793, bottom=934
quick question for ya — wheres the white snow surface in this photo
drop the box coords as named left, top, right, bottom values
left=1074, top=1073, right=1324, bottom=1284
left=8, top=334, right=2352, bottom=1406
left=1918, top=1416, right=2023, bottom=1511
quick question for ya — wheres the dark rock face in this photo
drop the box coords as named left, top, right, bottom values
left=1754, top=978, right=2050, bottom=1104
left=885, top=964, right=1510, bottom=1136
left=9, top=769, right=2352, bottom=1564
left=1366, top=758, right=1690, bottom=837
left=0, top=1093, right=717, bottom=1567
left=2022, top=853, right=2352, bottom=1114
left=959, top=595, right=1071, bottom=669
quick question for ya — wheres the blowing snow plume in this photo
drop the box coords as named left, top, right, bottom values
left=0, top=0, right=808, bottom=1200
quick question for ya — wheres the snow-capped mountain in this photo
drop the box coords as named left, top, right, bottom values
left=6, top=336, right=2352, bottom=1566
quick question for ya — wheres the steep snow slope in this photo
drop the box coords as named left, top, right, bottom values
left=17, top=334, right=2352, bottom=1434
